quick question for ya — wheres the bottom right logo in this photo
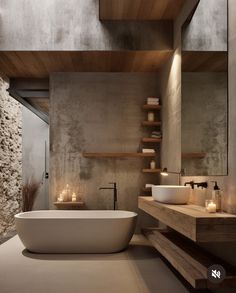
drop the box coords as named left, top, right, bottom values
left=207, top=264, right=226, bottom=283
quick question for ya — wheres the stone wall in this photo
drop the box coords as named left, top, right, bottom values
left=0, top=77, right=22, bottom=243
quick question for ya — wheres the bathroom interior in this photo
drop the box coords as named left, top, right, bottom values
left=0, top=0, right=236, bottom=292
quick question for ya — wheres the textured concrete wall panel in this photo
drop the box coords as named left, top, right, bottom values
left=182, top=72, right=227, bottom=176
left=0, top=0, right=172, bottom=50
left=182, top=0, right=227, bottom=51
left=50, top=73, right=160, bottom=224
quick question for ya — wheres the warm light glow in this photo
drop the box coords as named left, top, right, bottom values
left=160, top=172, right=168, bottom=176
left=160, top=167, right=169, bottom=176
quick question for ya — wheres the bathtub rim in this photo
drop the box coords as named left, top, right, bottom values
left=15, top=210, right=138, bottom=220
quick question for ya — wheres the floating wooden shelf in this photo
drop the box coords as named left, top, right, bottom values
left=142, top=169, right=161, bottom=173
left=143, top=228, right=236, bottom=289
left=83, top=152, right=156, bottom=158
left=142, top=121, right=161, bottom=126
left=142, top=137, right=162, bottom=143
left=182, top=152, right=206, bottom=158
left=54, top=201, right=85, bottom=206
left=142, top=104, right=161, bottom=110
left=139, top=196, right=236, bottom=242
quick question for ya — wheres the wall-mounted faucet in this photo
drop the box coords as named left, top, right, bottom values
left=99, top=182, right=117, bottom=210
left=184, top=181, right=194, bottom=189
left=184, top=181, right=208, bottom=189
left=195, top=182, right=208, bottom=189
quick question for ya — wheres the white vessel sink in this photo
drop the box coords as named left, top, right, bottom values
left=152, top=185, right=190, bottom=204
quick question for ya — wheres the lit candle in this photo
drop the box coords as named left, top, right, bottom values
left=72, top=192, right=76, bottom=202
left=206, top=202, right=216, bottom=213
left=57, top=196, right=63, bottom=202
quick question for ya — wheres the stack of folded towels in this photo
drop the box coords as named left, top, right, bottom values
left=151, top=131, right=162, bottom=138
left=147, top=97, right=159, bottom=105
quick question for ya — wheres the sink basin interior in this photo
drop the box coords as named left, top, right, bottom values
left=152, top=185, right=191, bottom=204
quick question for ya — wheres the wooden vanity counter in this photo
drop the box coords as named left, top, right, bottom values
left=139, top=196, right=236, bottom=242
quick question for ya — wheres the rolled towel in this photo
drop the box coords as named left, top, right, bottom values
left=151, top=135, right=162, bottom=138
left=142, top=148, right=155, bottom=153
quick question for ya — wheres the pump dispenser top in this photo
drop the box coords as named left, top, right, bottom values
left=211, top=181, right=221, bottom=212
left=212, top=181, right=220, bottom=191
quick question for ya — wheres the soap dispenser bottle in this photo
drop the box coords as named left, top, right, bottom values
left=211, top=181, right=221, bottom=212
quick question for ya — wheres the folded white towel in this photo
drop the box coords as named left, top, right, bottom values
left=147, top=101, right=159, bottom=105
left=142, top=148, right=155, bottom=153
left=151, top=135, right=161, bottom=139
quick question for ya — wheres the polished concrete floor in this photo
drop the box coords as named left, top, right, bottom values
left=0, top=234, right=190, bottom=293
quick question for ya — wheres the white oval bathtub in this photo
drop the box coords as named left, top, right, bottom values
left=15, top=210, right=137, bottom=253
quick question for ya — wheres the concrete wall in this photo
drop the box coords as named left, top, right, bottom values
left=22, top=107, right=49, bottom=210
left=0, top=0, right=172, bottom=51
left=182, top=72, right=227, bottom=176
left=50, top=73, right=160, bottom=226
left=182, top=0, right=227, bottom=51
left=160, top=0, right=199, bottom=185
left=0, top=77, right=22, bottom=243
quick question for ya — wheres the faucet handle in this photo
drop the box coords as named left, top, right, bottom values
left=184, top=181, right=194, bottom=189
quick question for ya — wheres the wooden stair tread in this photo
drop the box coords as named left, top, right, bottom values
left=142, top=104, right=161, bottom=110
left=142, top=137, right=162, bottom=142
left=142, top=121, right=161, bottom=126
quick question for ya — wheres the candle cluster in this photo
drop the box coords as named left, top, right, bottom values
left=57, top=184, right=77, bottom=202
left=205, top=200, right=216, bottom=213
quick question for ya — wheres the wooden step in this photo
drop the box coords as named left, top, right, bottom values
left=142, top=121, right=161, bottom=126
left=142, top=228, right=236, bottom=289
left=142, top=137, right=162, bottom=143
left=142, top=104, right=161, bottom=110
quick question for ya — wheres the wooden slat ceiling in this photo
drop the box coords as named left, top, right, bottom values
left=182, top=51, right=228, bottom=72
left=99, top=0, right=185, bottom=20
left=0, top=51, right=172, bottom=78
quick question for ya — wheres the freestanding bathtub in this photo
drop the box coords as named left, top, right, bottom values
left=15, top=210, right=137, bottom=253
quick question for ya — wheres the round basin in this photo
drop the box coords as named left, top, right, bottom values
left=152, top=185, right=190, bottom=204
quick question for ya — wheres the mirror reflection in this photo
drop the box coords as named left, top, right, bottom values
left=181, top=0, right=228, bottom=176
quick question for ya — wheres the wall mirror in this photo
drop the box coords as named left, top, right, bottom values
left=181, top=0, right=228, bottom=176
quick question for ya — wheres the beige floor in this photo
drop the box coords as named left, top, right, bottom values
left=0, top=235, right=189, bottom=293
